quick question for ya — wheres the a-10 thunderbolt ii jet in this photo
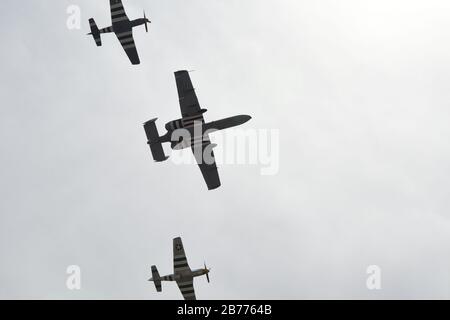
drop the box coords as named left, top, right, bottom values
left=88, top=0, right=150, bottom=65
left=143, top=70, right=252, bottom=190
left=149, top=237, right=211, bottom=300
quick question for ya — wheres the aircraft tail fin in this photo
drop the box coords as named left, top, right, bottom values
left=150, top=266, right=162, bottom=292
left=88, top=18, right=102, bottom=46
left=144, top=118, right=169, bottom=162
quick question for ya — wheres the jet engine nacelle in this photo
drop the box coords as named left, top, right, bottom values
left=165, top=109, right=208, bottom=131
left=165, top=119, right=183, bottom=131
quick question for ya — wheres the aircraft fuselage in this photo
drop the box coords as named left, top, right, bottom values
left=158, top=268, right=209, bottom=283
left=160, top=115, right=252, bottom=149
left=100, top=18, right=146, bottom=34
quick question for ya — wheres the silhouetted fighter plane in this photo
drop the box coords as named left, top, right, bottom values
left=149, top=237, right=210, bottom=300
left=143, top=71, right=252, bottom=190
left=88, top=0, right=150, bottom=65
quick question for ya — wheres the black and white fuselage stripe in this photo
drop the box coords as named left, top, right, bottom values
left=100, top=26, right=114, bottom=33
left=161, top=275, right=175, bottom=281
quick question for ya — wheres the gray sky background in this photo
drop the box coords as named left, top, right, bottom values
left=1, top=0, right=450, bottom=299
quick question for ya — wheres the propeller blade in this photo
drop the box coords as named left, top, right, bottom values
left=204, top=262, right=210, bottom=283
left=144, top=10, right=148, bottom=32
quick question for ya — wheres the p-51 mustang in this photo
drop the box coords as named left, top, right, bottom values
left=143, top=70, right=252, bottom=190
left=88, top=0, right=151, bottom=65
left=149, top=237, right=210, bottom=300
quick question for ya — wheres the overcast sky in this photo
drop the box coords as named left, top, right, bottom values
left=1, top=0, right=450, bottom=299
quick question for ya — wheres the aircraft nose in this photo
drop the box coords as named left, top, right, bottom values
left=241, top=115, right=252, bottom=123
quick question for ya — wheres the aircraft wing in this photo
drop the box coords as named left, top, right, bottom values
left=173, top=237, right=196, bottom=300
left=110, top=0, right=129, bottom=24
left=192, top=141, right=221, bottom=190
left=174, top=71, right=220, bottom=189
left=115, top=29, right=140, bottom=65
left=175, top=71, right=203, bottom=118
left=173, top=237, right=191, bottom=274
left=176, top=278, right=196, bottom=300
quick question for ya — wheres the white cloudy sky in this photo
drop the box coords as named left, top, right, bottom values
left=1, top=0, right=450, bottom=299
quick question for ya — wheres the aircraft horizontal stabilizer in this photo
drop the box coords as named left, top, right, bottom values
left=144, top=119, right=168, bottom=162
left=150, top=266, right=162, bottom=292
left=88, top=18, right=102, bottom=47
